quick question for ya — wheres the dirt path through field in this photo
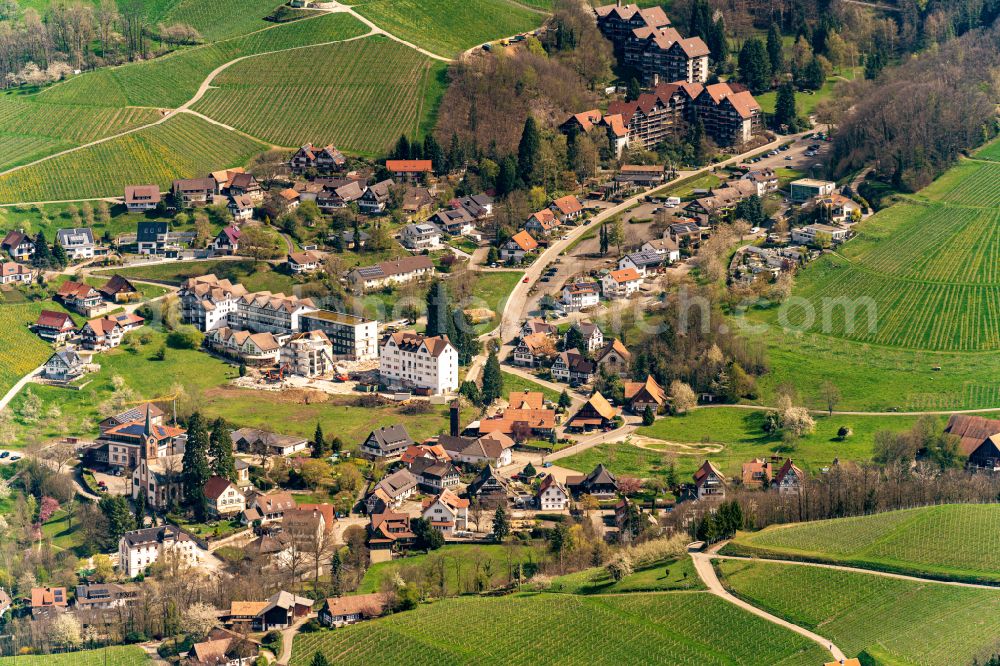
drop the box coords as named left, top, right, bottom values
left=630, top=434, right=724, bottom=455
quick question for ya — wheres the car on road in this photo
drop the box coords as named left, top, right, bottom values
left=0, top=452, right=8, bottom=459
left=9, top=456, right=19, bottom=462
left=543, top=461, right=553, bottom=468
left=785, top=155, right=793, bottom=160
left=540, top=277, right=550, bottom=282
left=523, top=277, right=530, bottom=283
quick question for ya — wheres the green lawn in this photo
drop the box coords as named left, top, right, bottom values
left=635, top=407, right=934, bottom=477
left=0, top=646, right=149, bottom=665
left=358, top=543, right=545, bottom=594
left=290, top=590, right=828, bottom=665
left=466, top=270, right=524, bottom=333
left=40, top=508, right=85, bottom=554
left=756, top=75, right=844, bottom=116
left=549, top=557, right=703, bottom=594
left=353, top=0, right=544, bottom=58
left=502, top=371, right=561, bottom=403
left=661, top=172, right=722, bottom=199
left=97, top=258, right=305, bottom=294
left=193, top=36, right=448, bottom=156
left=725, top=504, right=1000, bottom=583
left=719, top=560, right=1000, bottom=664
left=973, top=135, right=1000, bottom=162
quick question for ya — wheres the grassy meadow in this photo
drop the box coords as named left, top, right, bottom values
left=193, top=36, right=448, bottom=155
left=549, top=557, right=704, bottom=594
left=724, top=504, right=1000, bottom=583
left=0, top=646, right=149, bottom=665
left=290, top=591, right=828, bottom=665
left=719, top=560, right=1000, bottom=665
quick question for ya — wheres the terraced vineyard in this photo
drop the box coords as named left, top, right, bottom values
left=353, top=0, right=544, bottom=57
left=919, top=159, right=1000, bottom=206
left=38, top=13, right=368, bottom=109
left=0, top=302, right=59, bottom=403
left=0, top=134, right=69, bottom=171
left=0, top=99, right=160, bottom=145
left=194, top=36, right=447, bottom=155
left=0, top=114, right=266, bottom=203
left=718, top=560, right=1000, bottom=665
left=290, top=592, right=828, bottom=665
left=0, top=646, right=149, bottom=665
left=725, top=504, right=1000, bottom=582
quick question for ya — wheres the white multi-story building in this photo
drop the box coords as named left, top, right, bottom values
left=379, top=331, right=458, bottom=395
left=536, top=474, right=569, bottom=511
left=300, top=310, right=379, bottom=360
left=179, top=275, right=248, bottom=332
left=231, top=291, right=317, bottom=335
left=421, top=489, right=469, bottom=536
left=118, top=526, right=197, bottom=577
left=562, top=282, right=600, bottom=311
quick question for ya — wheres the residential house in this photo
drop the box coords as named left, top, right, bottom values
left=205, top=327, right=281, bottom=365
left=30, top=587, right=67, bottom=618
left=550, top=195, right=584, bottom=223
left=0, top=261, right=31, bottom=285
left=618, top=249, right=665, bottom=276
left=0, top=589, right=9, bottom=619
left=98, top=275, right=141, bottom=303
left=278, top=188, right=301, bottom=210
left=521, top=317, right=558, bottom=338
left=789, top=178, right=836, bottom=203
left=400, top=222, right=441, bottom=250
left=454, top=194, right=493, bottom=221
left=367, top=512, right=415, bottom=550
left=566, top=321, right=604, bottom=352
left=379, top=331, right=459, bottom=395
left=99, top=403, right=164, bottom=433
left=212, top=226, right=242, bottom=255
left=432, top=208, right=476, bottom=236
left=641, top=236, right=681, bottom=263
left=500, top=230, right=538, bottom=262
left=228, top=194, right=255, bottom=222
left=551, top=349, right=596, bottom=385
left=80, top=316, right=125, bottom=350
left=179, top=274, right=248, bottom=332
left=360, top=424, right=415, bottom=460
left=562, top=282, right=600, bottom=311
left=136, top=221, right=172, bottom=255
left=618, top=164, right=666, bottom=186
left=288, top=251, right=321, bottom=273
left=402, top=186, right=435, bottom=219
left=511, top=332, right=556, bottom=367
left=790, top=223, right=848, bottom=246
left=282, top=507, right=329, bottom=546
left=290, top=143, right=346, bottom=173
left=56, top=227, right=97, bottom=260
left=318, top=594, right=385, bottom=628
left=740, top=168, right=778, bottom=196
left=357, top=179, right=393, bottom=215
left=33, top=310, right=76, bottom=343
left=601, top=268, right=643, bottom=299
left=340, top=228, right=370, bottom=249
left=595, top=338, right=632, bottom=377
left=773, top=459, right=804, bottom=494
left=409, top=458, right=461, bottom=493
left=280, top=330, right=335, bottom=377
left=347, top=255, right=434, bottom=291
left=228, top=591, right=312, bottom=631
left=42, top=349, right=86, bottom=381
left=693, top=460, right=726, bottom=499
left=124, top=185, right=161, bottom=212
left=421, top=489, right=469, bottom=535
left=74, top=583, right=138, bottom=612
left=466, top=465, right=513, bottom=507
left=231, top=428, right=309, bottom=457
left=536, top=474, right=569, bottom=510
left=242, top=490, right=298, bottom=524
left=668, top=221, right=701, bottom=243
left=188, top=635, right=259, bottom=666
left=400, top=443, right=451, bottom=466
left=386, top=159, right=433, bottom=182
left=1, top=229, right=33, bottom=261
left=204, top=476, right=246, bottom=518
left=119, top=526, right=197, bottom=577
left=211, top=168, right=246, bottom=194
left=741, top=457, right=773, bottom=488
left=477, top=403, right=555, bottom=440
left=566, top=463, right=618, bottom=498
left=817, top=193, right=862, bottom=223
left=365, top=468, right=418, bottom=514
left=300, top=310, right=378, bottom=360
left=624, top=375, right=665, bottom=414
left=173, top=178, right=216, bottom=207
left=439, top=431, right=515, bottom=467
left=943, top=414, right=1000, bottom=470
left=524, top=209, right=560, bottom=237
left=317, top=181, right=365, bottom=211
left=566, top=392, right=618, bottom=431
left=228, top=173, right=263, bottom=203
left=56, top=280, right=103, bottom=316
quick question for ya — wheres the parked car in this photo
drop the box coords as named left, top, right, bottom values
left=0, top=452, right=8, bottom=459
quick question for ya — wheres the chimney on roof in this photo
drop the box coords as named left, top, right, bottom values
left=450, top=400, right=460, bottom=437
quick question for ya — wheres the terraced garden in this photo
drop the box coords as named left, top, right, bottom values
left=725, top=504, right=1000, bottom=583
left=352, top=0, right=544, bottom=57
left=718, top=560, right=1000, bottom=665
left=0, top=646, right=149, bottom=665
left=194, top=36, right=447, bottom=155
left=290, top=591, right=828, bottom=665
left=0, top=114, right=266, bottom=203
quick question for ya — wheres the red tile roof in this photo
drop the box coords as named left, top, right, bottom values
left=386, top=159, right=433, bottom=173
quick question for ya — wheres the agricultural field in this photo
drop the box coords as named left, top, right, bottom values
left=352, top=0, right=544, bottom=57
left=749, top=153, right=1000, bottom=409
left=725, top=504, right=1000, bottom=583
left=155, top=0, right=294, bottom=41
left=633, top=407, right=933, bottom=477
left=0, top=96, right=160, bottom=146
left=0, top=134, right=71, bottom=172
left=193, top=36, right=447, bottom=155
left=0, top=646, right=149, bottom=665
left=290, top=591, right=828, bottom=665
left=549, top=557, right=704, bottom=594
left=0, top=302, right=61, bottom=401
left=718, top=560, right=1000, bottom=665
left=0, top=114, right=266, bottom=204
left=38, top=13, right=368, bottom=109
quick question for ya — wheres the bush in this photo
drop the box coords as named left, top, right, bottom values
left=300, top=618, right=323, bottom=633
left=166, top=325, right=204, bottom=349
